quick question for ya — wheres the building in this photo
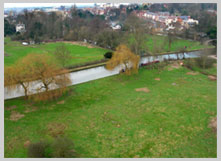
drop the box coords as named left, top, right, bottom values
left=16, top=23, right=26, bottom=33
left=112, top=24, right=121, bottom=30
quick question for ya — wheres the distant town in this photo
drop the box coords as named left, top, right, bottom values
left=5, top=3, right=217, bottom=37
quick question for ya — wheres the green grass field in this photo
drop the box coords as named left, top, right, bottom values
left=5, top=64, right=217, bottom=158
left=4, top=35, right=213, bottom=67
left=145, top=34, right=213, bottom=54
left=4, top=37, right=109, bottom=67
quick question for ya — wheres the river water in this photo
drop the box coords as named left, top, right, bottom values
left=4, top=50, right=202, bottom=100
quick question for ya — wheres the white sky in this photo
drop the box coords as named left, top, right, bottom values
left=4, top=3, right=95, bottom=8
left=4, top=3, right=129, bottom=8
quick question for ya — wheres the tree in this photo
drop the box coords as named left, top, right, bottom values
left=23, top=54, right=71, bottom=101
left=4, top=54, right=71, bottom=101
left=4, top=61, right=33, bottom=99
left=54, top=44, right=72, bottom=67
left=179, top=47, right=187, bottom=59
left=167, top=30, right=176, bottom=51
left=123, top=14, right=148, bottom=56
left=106, top=44, right=140, bottom=75
left=4, top=19, right=16, bottom=36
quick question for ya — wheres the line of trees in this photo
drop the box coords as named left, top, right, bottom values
left=5, top=5, right=152, bottom=53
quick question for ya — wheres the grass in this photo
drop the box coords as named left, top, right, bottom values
left=4, top=37, right=109, bottom=67
left=145, top=34, right=214, bottom=54
left=5, top=64, right=217, bottom=158
left=4, top=35, right=214, bottom=67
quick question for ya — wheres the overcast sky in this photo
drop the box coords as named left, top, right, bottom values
left=4, top=3, right=95, bottom=8
left=4, top=3, right=129, bottom=8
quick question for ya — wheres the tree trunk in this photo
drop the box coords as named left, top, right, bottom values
left=20, top=82, right=28, bottom=99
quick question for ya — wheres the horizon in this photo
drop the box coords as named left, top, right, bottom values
left=4, top=3, right=130, bottom=9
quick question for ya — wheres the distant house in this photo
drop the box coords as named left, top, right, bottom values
left=112, top=24, right=121, bottom=30
left=22, top=42, right=28, bottom=46
left=16, top=23, right=26, bottom=33
left=109, top=21, right=121, bottom=30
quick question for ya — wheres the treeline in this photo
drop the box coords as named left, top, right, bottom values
left=4, top=3, right=217, bottom=49
left=5, top=5, right=152, bottom=54
left=5, top=6, right=128, bottom=50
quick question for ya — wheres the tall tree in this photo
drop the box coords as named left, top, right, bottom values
left=4, top=19, right=16, bottom=36
left=54, top=44, right=72, bottom=67
left=123, top=14, right=148, bottom=56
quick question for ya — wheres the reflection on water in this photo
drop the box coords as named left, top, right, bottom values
left=4, top=51, right=202, bottom=99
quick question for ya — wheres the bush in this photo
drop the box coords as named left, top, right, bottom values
left=27, top=141, right=49, bottom=158
left=104, top=51, right=113, bottom=59
left=27, top=137, right=77, bottom=158
left=184, top=58, right=196, bottom=69
left=51, top=137, right=76, bottom=158
left=11, top=34, right=25, bottom=41
left=195, top=55, right=216, bottom=69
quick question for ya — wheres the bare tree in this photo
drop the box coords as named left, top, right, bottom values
left=54, top=44, right=72, bottom=67
left=123, top=14, right=148, bottom=56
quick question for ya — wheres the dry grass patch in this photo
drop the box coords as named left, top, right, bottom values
left=135, top=87, right=150, bottom=93
left=63, top=41, right=95, bottom=48
left=24, top=140, right=31, bottom=148
left=167, top=62, right=181, bottom=71
left=208, top=75, right=217, bottom=81
left=5, top=105, right=17, bottom=111
left=186, top=71, right=199, bottom=75
left=24, top=106, right=38, bottom=113
left=10, top=111, right=25, bottom=121
left=47, top=122, right=67, bottom=137
left=57, top=100, right=65, bottom=105
left=208, top=117, right=217, bottom=133
left=7, top=136, right=20, bottom=150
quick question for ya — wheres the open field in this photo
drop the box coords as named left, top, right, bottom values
left=145, top=34, right=214, bottom=54
left=4, top=37, right=109, bottom=67
left=5, top=64, right=217, bottom=158
left=4, top=35, right=213, bottom=67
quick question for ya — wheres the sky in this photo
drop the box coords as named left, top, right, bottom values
left=4, top=3, right=129, bottom=8
left=4, top=3, right=95, bottom=8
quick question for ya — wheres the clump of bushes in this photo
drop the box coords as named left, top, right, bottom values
left=184, top=58, right=196, bottom=69
left=27, top=137, right=77, bottom=158
left=27, top=141, right=50, bottom=158
left=145, top=60, right=169, bottom=71
left=104, top=51, right=113, bottom=59
left=195, top=55, right=216, bottom=69
left=184, top=55, right=216, bottom=70
left=52, top=137, right=76, bottom=158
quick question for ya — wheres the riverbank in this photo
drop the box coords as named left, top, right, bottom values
left=67, top=48, right=215, bottom=73
left=4, top=65, right=217, bottom=158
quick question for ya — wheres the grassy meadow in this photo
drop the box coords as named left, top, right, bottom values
left=4, top=37, right=109, bottom=67
left=4, top=35, right=213, bottom=67
left=5, top=64, right=217, bottom=158
left=146, top=34, right=213, bottom=54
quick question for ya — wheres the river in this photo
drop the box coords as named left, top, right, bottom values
left=4, top=50, right=202, bottom=100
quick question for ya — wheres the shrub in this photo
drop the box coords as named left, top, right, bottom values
left=184, top=58, right=196, bottom=69
left=27, top=141, right=49, bottom=158
left=27, top=137, right=77, bottom=158
left=104, top=51, right=113, bottom=59
left=51, top=137, right=76, bottom=158
left=195, top=55, right=216, bottom=69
